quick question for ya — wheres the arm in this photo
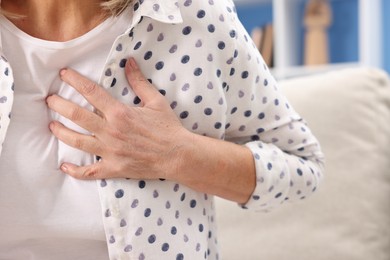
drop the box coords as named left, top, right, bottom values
left=47, top=56, right=323, bottom=210
left=47, top=0, right=324, bottom=211
left=47, top=59, right=256, bottom=205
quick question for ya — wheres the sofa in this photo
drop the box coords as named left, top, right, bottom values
left=215, top=67, right=390, bottom=260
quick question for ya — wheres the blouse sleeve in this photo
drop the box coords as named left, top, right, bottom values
left=222, top=7, right=325, bottom=211
left=127, top=0, right=325, bottom=212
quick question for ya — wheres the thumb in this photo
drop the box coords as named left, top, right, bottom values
left=60, top=162, right=105, bottom=180
left=125, top=57, right=161, bottom=105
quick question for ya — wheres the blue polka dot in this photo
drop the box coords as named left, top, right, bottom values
left=194, top=68, right=203, bottom=76
left=115, top=189, right=124, bottom=198
left=110, top=78, right=117, bottom=87
left=139, top=180, right=146, bottom=189
left=133, top=96, right=141, bottom=105
left=119, top=59, right=127, bottom=68
left=267, top=163, right=273, bottom=170
left=258, top=112, right=265, bottom=119
left=134, top=41, right=142, bottom=50
left=194, top=95, right=203, bottom=103
left=144, top=51, right=153, bottom=60
left=133, top=2, right=139, bottom=11
left=180, top=111, right=189, bottom=119
left=244, top=110, right=252, bottom=117
left=218, top=41, right=226, bottom=50
left=242, top=71, right=249, bottom=78
left=144, top=208, right=151, bottom=217
left=148, top=234, right=156, bottom=244
left=204, top=108, right=213, bottom=115
left=197, top=10, right=206, bottom=18
left=214, top=122, right=222, bottom=129
left=181, top=55, right=190, bottom=64
left=199, top=224, right=204, bottom=232
left=182, top=26, right=192, bottom=35
left=190, top=199, right=197, bottom=208
left=155, top=61, right=164, bottom=70
left=162, top=243, right=170, bottom=252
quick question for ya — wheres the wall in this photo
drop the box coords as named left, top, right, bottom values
left=384, top=0, right=390, bottom=73
left=318, top=0, right=358, bottom=64
left=235, top=2, right=273, bottom=34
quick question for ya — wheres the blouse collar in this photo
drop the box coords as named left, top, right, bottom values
left=130, top=0, right=183, bottom=25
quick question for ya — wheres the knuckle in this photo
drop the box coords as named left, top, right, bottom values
left=136, top=76, right=149, bottom=85
left=69, top=107, right=84, bottom=121
left=108, top=127, right=126, bottom=140
left=81, top=81, right=99, bottom=96
left=82, top=167, right=99, bottom=178
left=72, top=137, right=85, bottom=150
left=106, top=143, right=125, bottom=160
left=109, top=104, right=131, bottom=120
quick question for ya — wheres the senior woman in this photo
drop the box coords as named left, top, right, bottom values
left=0, top=0, right=324, bottom=259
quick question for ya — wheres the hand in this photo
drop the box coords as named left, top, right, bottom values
left=47, top=58, right=188, bottom=180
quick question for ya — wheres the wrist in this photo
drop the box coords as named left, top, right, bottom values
left=163, top=129, right=256, bottom=204
left=162, top=128, right=196, bottom=183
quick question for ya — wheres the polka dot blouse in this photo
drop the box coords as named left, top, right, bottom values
left=0, top=0, right=325, bottom=259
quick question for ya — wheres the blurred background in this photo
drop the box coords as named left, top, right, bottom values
left=233, top=0, right=390, bottom=79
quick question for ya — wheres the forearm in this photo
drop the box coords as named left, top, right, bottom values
left=171, top=130, right=256, bottom=205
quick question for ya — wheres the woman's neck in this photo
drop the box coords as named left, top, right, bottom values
left=1, top=0, right=107, bottom=41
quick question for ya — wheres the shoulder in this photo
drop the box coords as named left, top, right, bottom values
left=177, top=0, right=238, bottom=24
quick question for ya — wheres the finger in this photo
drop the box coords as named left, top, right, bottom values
left=47, top=94, right=104, bottom=133
left=59, top=68, right=118, bottom=113
left=49, top=121, right=103, bottom=156
left=125, top=57, right=162, bottom=104
left=60, top=162, right=105, bottom=180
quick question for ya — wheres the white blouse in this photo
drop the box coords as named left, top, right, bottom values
left=0, top=0, right=325, bottom=259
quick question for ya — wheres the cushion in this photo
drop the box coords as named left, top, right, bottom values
left=215, top=68, right=390, bottom=260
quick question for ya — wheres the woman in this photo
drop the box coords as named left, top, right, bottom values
left=0, top=0, right=324, bottom=259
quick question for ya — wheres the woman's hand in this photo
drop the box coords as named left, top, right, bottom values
left=47, top=57, right=256, bottom=204
left=47, top=58, right=189, bottom=181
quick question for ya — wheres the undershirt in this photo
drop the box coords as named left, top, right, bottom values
left=0, top=11, right=132, bottom=259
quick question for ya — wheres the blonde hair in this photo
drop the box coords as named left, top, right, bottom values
left=0, top=0, right=135, bottom=17
left=101, top=0, right=135, bottom=16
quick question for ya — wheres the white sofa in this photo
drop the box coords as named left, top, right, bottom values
left=215, top=68, right=390, bottom=260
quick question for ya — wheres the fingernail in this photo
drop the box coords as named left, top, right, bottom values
left=59, top=68, right=67, bottom=77
left=49, top=122, right=57, bottom=132
left=61, top=163, right=68, bottom=172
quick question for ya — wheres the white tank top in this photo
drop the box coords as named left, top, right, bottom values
left=0, top=11, right=131, bottom=259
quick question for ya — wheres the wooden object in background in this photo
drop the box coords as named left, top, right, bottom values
left=303, top=0, right=332, bottom=66
left=261, top=23, right=274, bottom=67
left=250, top=23, right=274, bottom=68
left=251, top=27, right=264, bottom=51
